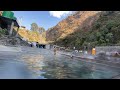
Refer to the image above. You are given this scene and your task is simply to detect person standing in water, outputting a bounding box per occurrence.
[54,47,57,55]
[36,42,39,48]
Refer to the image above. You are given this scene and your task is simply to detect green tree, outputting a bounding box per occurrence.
[30,23,39,32]
[105,33,113,43]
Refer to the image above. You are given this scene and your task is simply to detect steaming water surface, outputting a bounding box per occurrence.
[0,46,120,79]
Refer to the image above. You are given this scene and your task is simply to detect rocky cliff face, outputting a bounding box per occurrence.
[46,11,101,42]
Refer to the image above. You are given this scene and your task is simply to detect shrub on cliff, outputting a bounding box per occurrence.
[0,28,8,37]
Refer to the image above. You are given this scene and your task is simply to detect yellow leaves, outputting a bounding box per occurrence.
[14,27,46,43]
[47,11,100,41]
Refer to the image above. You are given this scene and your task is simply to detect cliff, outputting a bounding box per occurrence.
[46,11,101,41]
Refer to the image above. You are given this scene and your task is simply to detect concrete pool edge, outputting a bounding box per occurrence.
[61,53,120,69]
[0,45,22,52]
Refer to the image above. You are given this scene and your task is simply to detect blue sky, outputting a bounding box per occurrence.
[13,11,73,30]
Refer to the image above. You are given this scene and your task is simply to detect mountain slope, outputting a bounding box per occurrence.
[53,11,120,49]
[46,11,101,41]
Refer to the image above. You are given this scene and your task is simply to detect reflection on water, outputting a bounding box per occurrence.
[40,52,120,79]
[0,47,120,79]
[0,59,33,79]
[21,54,45,78]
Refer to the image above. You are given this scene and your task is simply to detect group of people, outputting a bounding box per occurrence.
[28,42,45,48]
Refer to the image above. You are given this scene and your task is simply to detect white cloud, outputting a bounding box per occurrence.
[49,11,73,18]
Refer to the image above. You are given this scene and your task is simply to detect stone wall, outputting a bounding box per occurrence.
[95,46,120,54]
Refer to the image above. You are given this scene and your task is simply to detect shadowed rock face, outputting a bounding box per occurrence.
[0,35,29,46]
[46,11,100,41]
